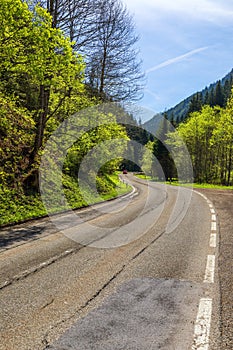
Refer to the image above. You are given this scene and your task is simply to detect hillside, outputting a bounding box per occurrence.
[144,68,233,133]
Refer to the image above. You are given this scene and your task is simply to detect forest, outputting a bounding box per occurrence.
[0,0,146,224]
[0,0,232,226]
[172,100,233,186]
[143,95,233,186]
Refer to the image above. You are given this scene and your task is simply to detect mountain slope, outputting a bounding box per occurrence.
[144,68,233,133]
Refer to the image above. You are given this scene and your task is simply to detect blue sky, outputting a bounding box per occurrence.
[123,0,233,121]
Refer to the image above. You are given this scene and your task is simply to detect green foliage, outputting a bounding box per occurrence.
[0,173,131,226]
[0,186,46,225]
[0,0,85,92]
[0,0,87,178]
[0,94,35,186]
[0,1,134,226]
[168,101,233,185]
[141,141,154,176]
[166,182,233,190]
[142,116,177,181]
[64,113,129,177]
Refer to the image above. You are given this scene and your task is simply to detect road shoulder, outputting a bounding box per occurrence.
[196,189,233,350]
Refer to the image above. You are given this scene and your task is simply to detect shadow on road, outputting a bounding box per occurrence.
[0,225,46,249]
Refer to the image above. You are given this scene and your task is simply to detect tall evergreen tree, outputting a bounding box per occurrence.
[214,81,224,107]
[203,89,210,105]
[187,92,203,117]
[153,116,176,181]
[209,87,215,107]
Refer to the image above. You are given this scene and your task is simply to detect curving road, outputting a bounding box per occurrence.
[0,175,222,350]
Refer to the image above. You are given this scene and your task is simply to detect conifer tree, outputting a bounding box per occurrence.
[214,81,224,107]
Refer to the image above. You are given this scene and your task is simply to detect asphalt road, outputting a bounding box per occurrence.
[195,188,233,350]
[0,175,224,350]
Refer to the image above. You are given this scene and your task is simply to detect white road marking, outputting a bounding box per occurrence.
[192,191,217,348]
[199,193,208,200]
[204,255,215,283]
[129,192,138,199]
[209,234,217,248]
[192,298,212,350]
[211,214,216,222]
[211,221,217,231]
[120,185,136,199]
[0,248,77,290]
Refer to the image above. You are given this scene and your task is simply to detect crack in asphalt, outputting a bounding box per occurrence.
[0,247,80,290]
[42,228,168,349]
[0,185,137,252]
[0,181,169,291]
[42,264,127,349]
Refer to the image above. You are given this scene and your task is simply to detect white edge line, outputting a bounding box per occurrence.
[211,214,216,222]
[193,190,214,210]
[204,255,215,283]
[192,298,212,350]
[211,221,217,231]
[210,233,217,248]
[192,190,215,349]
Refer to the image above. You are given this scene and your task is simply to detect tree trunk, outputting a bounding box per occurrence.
[227,145,232,186]
[99,47,107,99]
[24,84,50,192]
[31,85,50,163]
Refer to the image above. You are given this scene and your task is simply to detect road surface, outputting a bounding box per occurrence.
[195,188,233,350]
[0,175,224,349]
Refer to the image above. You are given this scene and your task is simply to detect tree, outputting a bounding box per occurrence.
[0,0,86,189]
[28,0,144,102]
[187,92,203,117]
[141,141,154,176]
[222,78,233,106]
[152,116,176,181]
[208,87,215,107]
[53,110,130,200]
[214,81,224,107]
[81,0,144,101]
[212,92,233,185]
[30,0,99,50]
[0,94,35,187]
[171,104,232,184]
[27,9,85,168]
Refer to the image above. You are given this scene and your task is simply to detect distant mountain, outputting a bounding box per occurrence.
[144,69,233,133]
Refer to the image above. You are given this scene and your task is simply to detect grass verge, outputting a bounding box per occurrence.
[0,173,131,226]
[135,174,233,190]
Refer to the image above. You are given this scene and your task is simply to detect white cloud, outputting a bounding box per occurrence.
[146,47,209,74]
[123,0,233,24]
[144,89,161,100]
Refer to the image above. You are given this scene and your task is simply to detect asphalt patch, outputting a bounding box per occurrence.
[47,278,203,350]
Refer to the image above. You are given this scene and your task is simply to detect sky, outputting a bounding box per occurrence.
[122,0,233,122]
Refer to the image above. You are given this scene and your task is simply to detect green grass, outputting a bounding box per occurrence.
[135,174,233,190]
[165,181,233,190]
[135,174,153,180]
[100,173,131,199]
[0,188,47,226]
[0,173,131,226]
